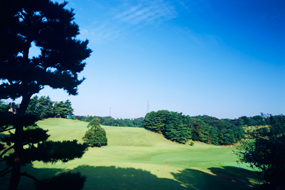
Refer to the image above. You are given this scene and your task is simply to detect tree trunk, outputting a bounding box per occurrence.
[8,94,31,190]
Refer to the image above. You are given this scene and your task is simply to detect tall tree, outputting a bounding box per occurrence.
[0,0,91,189]
[237,115,285,189]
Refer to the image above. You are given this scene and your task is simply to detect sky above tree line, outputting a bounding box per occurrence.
[31,0,284,119]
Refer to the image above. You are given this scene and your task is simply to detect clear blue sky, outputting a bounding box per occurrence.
[37,0,284,119]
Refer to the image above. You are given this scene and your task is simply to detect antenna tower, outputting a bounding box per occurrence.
[147,100,149,114]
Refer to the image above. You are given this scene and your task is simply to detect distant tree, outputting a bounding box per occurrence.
[73,115,145,128]
[83,118,107,147]
[38,96,53,118]
[237,115,285,190]
[26,96,41,118]
[26,96,74,119]
[236,116,251,126]
[54,100,73,118]
[133,117,144,127]
[123,118,133,127]
[144,110,169,133]
[194,115,244,145]
[0,100,9,112]
[191,119,209,143]
[0,0,91,189]
[144,111,244,145]
[84,115,95,122]
[206,126,219,145]
[100,116,117,126]
[234,115,268,127]
[164,112,192,144]
[250,115,266,126]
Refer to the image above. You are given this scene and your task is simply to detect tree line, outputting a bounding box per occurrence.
[27,96,74,119]
[144,110,285,189]
[143,110,282,145]
[144,110,245,145]
[74,115,144,127]
[75,111,279,146]
[231,113,272,127]
[0,96,74,120]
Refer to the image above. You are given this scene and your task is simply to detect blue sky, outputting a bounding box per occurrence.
[36,0,284,119]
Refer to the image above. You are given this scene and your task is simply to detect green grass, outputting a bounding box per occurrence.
[0,118,260,190]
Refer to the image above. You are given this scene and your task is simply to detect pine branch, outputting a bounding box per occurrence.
[0,127,14,133]
[0,168,12,177]
[0,145,14,158]
[0,166,12,175]
[21,172,39,182]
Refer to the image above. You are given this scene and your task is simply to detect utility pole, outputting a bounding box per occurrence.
[109,107,111,117]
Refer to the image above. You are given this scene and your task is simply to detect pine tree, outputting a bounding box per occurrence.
[0,0,91,189]
[83,118,108,147]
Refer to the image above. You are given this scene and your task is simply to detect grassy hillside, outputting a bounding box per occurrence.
[36,118,87,142]
[1,118,260,190]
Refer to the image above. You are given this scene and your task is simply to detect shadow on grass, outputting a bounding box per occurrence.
[172,167,261,190]
[0,164,187,190]
[73,165,187,190]
[208,166,262,184]
[0,163,261,190]
[0,162,67,190]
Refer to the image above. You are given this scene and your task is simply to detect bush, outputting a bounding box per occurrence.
[82,118,107,147]
[190,141,194,146]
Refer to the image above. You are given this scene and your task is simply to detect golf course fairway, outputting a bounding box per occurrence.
[0,118,260,190]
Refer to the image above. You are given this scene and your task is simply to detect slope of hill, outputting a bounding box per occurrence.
[37,118,215,148]
[36,118,87,142]
[7,118,258,190]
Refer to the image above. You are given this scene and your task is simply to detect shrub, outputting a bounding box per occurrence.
[83,118,107,147]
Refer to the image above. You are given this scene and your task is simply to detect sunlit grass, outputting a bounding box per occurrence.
[0,118,260,190]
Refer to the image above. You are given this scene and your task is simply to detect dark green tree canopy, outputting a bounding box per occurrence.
[237,115,285,189]
[0,0,92,100]
[144,111,244,145]
[144,110,169,133]
[0,1,91,189]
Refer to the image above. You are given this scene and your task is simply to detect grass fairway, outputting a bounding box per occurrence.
[0,118,259,190]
